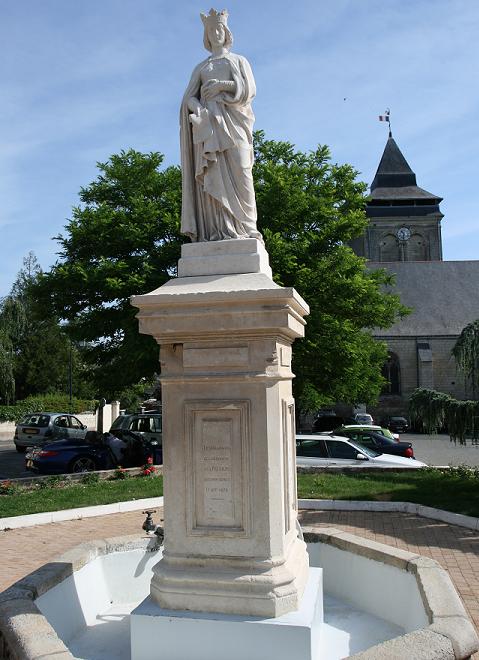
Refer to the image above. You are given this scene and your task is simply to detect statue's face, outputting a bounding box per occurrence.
[207,22,226,48]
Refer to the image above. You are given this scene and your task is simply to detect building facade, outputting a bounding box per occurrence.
[353,136,479,419]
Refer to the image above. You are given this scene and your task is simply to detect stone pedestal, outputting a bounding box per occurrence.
[131,568,323,660]
[131,239,310,618]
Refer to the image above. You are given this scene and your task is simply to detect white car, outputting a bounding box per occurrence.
[354,413,374,425]
[296,435,427,468]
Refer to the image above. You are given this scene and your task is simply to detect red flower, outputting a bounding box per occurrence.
[147,456,153,465]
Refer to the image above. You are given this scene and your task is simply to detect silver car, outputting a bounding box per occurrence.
[14,412,88,452]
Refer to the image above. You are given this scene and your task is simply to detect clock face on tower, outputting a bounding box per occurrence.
[397,227,411,241]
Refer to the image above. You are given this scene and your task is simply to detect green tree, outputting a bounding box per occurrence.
[34,150,183,398]
[453,319,479,399]
[254,133,407,409]
[0,252,93,402]
[34,140,406,408]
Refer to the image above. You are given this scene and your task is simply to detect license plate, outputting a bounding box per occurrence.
[23,428,39,435]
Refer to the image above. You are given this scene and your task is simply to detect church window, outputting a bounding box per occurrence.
[379,234,398,261]
[408,233,427,260]
[382,352,401,394]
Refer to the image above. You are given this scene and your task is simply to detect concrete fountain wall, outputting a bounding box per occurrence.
[0,528,477,660]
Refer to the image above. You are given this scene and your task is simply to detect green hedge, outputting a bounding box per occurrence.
[0,394,98,423]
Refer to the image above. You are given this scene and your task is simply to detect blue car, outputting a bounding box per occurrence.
[25,430,162,474]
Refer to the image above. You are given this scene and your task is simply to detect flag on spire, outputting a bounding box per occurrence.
[379,109,390,123]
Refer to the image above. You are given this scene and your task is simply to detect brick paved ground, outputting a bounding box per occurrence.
[0,509,163,593]
[0,509,478,655]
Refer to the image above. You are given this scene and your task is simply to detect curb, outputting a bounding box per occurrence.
[0,496,164,530]
[298,499,479,531]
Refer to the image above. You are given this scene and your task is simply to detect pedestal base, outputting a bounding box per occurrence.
[131,568,323,660]
[177,238,273,278]
[151,535,309,617]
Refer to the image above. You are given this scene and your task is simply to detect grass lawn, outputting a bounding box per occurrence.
[0,470,478,519]
[0,476,163,519]
[297,471,479,518]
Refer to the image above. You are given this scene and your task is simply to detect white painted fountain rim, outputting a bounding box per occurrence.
[0,529,477,660]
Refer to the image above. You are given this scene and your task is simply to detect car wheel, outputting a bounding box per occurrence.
[15,445,26,453]
[69,456,97,473]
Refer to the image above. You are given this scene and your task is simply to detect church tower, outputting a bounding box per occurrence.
[352,136,444,261]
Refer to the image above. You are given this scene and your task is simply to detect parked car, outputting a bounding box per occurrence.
[384,416,409,433]
[354,413,374,425]
[110,413,162,449]
[333,424,400,441]
[296,434,426,468]
[25,429,162,475]
[14,412,88,453]
[312,415,346,433]
[331,426,416,458]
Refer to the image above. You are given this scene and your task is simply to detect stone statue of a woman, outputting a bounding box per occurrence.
[180,9,262,243]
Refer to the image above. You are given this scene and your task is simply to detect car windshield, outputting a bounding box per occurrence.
[374,433,396,445]
[378,428,395,439]
[391,417,407,422]
[356,415,372,423]
[110,416,127,429]
[21,414,50,427]
[346,439,381,458]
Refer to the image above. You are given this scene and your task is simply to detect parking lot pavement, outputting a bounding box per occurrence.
[0,442,31,479]
[404,432,479,467]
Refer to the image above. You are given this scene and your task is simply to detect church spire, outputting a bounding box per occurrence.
[371,137,417,191]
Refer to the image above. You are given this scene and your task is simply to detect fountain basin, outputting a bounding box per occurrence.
[0,528,476,659]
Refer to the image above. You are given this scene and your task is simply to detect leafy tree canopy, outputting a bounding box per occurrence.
[34,151,183,396]
[0,252,93,403]
[253,133,407,408]
[34,138,407,408]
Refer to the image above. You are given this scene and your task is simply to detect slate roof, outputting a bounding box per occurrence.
[370,185,440,201]
[368,261,479,337]
[370,137,441,203]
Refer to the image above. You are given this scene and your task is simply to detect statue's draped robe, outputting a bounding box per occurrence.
[180,52,260,242]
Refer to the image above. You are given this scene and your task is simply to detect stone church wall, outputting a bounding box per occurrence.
[371,336,471,420]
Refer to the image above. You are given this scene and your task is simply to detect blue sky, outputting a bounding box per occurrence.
[1,0,478,296]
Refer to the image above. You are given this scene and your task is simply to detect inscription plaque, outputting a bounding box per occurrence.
[185,401,251,536]
[201,420,234,524]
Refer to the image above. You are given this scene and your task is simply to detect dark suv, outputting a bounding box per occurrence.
[110,413,162,449]
[384,416,409,433]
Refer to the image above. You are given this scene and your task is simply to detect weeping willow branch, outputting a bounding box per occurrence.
[409,388,479,445]
[453,319,479,399]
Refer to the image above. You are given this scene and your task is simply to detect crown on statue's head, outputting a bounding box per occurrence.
[200,8,229,29]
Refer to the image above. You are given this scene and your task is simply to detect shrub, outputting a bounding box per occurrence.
[112,467,129,480]
[0,480,19,496]
[80,472,101,485]
[0,393,98,423]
